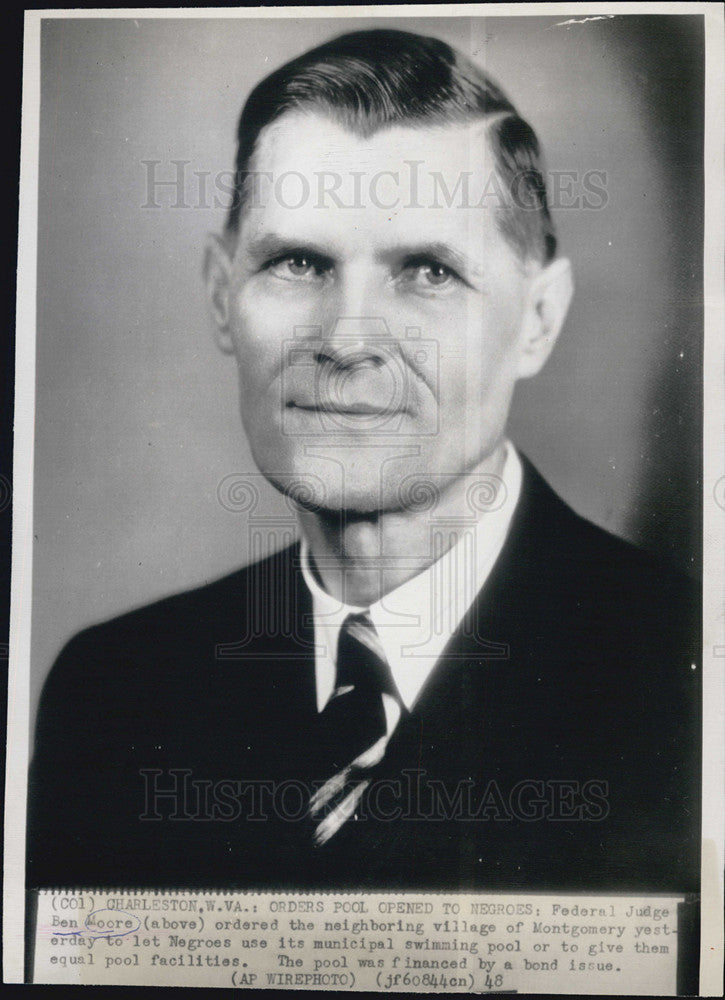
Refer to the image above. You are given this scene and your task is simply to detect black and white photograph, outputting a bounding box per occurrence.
[4,4,723,994]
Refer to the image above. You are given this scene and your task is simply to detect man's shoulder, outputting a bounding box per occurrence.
[514,454,697,615]
[67,543,298,641]
[41,543,303,702]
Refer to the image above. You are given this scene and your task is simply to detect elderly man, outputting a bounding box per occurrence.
[28,29,699,892]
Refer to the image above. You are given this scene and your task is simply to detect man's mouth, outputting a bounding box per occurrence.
[285,361,413,420]
[288,399,401,416]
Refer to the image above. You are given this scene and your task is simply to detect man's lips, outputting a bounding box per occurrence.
[288,400,402,416]
[284,362,413,417]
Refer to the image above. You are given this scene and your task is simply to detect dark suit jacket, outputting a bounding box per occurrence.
[27,458,700,892]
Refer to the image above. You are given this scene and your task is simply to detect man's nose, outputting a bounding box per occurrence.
[315,316,395,369]
[314,264,397,367]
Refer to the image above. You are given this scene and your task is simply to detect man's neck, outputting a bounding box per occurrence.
[296,442,508,606]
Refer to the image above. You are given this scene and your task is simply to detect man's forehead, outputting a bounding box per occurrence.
[249,108,496,176]
[241,109,506,254]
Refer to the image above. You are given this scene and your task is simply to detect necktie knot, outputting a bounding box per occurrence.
[333,611,397,699]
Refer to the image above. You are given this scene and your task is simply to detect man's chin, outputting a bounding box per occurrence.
[251,442,465,517]
[257,469,396,517]
[283,480,388,516]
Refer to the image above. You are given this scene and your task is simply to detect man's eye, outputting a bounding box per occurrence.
[267,253,330,281]
[402,260,458,288]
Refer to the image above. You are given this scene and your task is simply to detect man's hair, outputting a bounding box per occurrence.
[225,28,557,264]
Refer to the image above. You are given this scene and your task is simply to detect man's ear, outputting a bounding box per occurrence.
[203,233,236,355]
[516,257,574,379]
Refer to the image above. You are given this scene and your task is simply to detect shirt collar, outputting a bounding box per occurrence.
[300,442,523,713]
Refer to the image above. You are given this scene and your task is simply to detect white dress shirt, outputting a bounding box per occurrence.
[300,442,523,735]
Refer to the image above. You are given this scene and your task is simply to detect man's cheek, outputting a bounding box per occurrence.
[232,342,280,416]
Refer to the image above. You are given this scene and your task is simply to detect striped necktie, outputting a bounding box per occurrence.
[309,611,401,845]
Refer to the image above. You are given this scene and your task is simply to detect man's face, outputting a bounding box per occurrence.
[210,110,562,514]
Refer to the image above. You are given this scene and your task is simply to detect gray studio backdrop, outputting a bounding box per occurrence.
[31,14,703,721]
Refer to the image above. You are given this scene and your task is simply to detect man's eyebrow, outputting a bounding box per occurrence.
[244,233,333,262]
[377,242,484,277]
